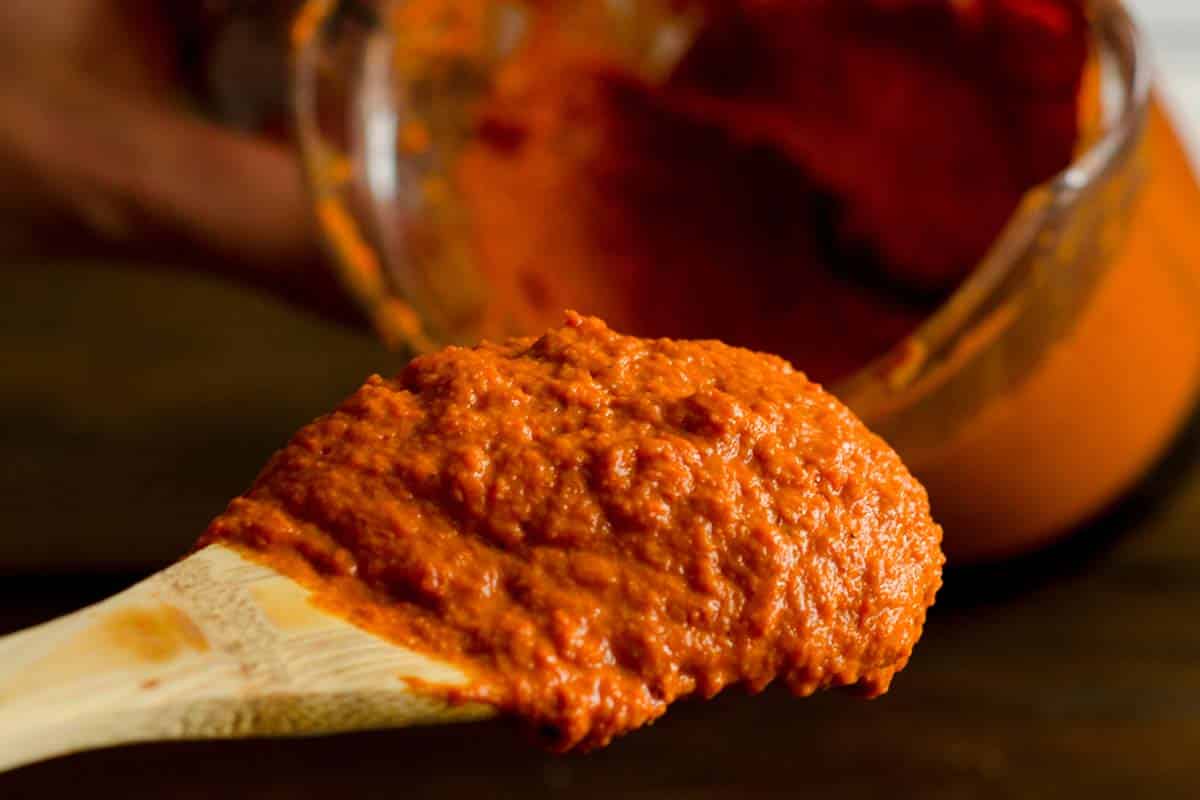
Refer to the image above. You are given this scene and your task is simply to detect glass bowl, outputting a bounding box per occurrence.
[294,0,1200,561]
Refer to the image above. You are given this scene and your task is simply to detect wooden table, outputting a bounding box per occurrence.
[6,6,1200,784]
[1,259,1199,798]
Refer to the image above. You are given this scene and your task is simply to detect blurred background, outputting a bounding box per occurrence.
[1140,0,1200,133]
[1,1,1199,797]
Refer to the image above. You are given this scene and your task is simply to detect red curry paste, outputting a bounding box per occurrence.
[456,0,1088,383]
[202,314,943,749]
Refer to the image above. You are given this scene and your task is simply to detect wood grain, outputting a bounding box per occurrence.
[1,33,1199,789]
[0,545,491,772]
[0,411,1195,796]
[0,258,1198,796]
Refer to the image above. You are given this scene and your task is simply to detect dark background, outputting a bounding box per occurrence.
[1,259,1198,797]
[2,0,1200,794]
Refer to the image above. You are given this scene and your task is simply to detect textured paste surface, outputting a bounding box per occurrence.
[202,314,943,749]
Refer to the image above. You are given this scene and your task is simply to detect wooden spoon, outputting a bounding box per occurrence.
[0,544,494,773]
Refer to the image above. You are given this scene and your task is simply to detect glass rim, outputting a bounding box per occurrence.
[292,0,1153,395]
[833,0,1153,405]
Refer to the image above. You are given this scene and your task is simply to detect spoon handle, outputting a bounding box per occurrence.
[0,545,489,773]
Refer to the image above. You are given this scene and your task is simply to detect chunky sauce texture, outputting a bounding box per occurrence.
[202,315,943,749]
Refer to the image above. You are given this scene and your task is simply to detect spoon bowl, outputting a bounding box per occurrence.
[0,545,492,772]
